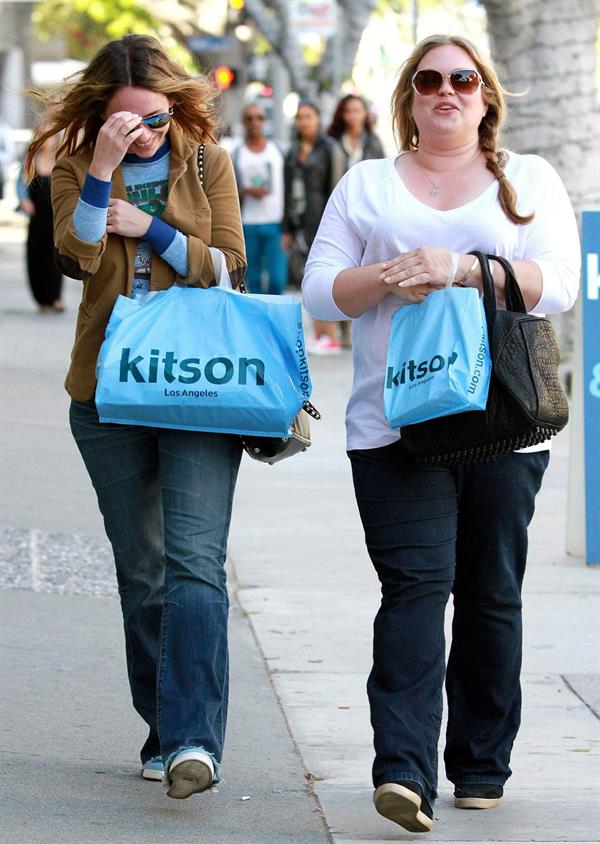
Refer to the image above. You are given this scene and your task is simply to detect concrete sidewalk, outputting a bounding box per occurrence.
[1,225,599,843]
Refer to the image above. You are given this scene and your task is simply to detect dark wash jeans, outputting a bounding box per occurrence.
[348,441,549,804]
[70,399,242,774]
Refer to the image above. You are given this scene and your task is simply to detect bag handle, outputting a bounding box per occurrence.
[488,254,527,313]
[209,247,232,289]
[469,251,527,343]
[469,252,496,339]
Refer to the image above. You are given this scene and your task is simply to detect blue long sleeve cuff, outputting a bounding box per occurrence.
[80,173,111,208]
[145,216,177,255]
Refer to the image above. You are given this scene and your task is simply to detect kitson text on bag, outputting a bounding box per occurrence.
[386,353,458,390]
[119,347,266,387]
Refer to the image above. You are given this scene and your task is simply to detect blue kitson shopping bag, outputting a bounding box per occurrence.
[384,287,491,429]
[95,285,311,437]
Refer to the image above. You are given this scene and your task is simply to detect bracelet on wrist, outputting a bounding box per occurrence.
[454,254,479,287]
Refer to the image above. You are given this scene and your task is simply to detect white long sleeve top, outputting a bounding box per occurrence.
[302,151,580,452]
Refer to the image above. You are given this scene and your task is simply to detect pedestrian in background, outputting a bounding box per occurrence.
[0,119,15,201]
[327,94,385,346]
[18,127,64,312]
[26,34,247,800]
[327,93,385,171]
[303,34,579,834]
[232,103,287,294]
[282,100,342,354]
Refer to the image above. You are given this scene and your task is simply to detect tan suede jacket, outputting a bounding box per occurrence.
[52,129,247,401]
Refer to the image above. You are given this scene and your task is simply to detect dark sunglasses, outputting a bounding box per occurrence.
[412,68,484,96]
[140,108,174,129]
[245,114,266,122]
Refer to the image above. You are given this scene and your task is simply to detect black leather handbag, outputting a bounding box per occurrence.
[399,252,569,466]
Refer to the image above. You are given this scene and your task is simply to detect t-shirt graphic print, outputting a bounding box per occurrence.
[126,175,169,296]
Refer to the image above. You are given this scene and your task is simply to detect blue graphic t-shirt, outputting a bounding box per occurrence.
[72,137,189,297]
[122,149,170,297]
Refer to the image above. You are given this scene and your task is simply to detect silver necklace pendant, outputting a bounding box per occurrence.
[430,186,440,197]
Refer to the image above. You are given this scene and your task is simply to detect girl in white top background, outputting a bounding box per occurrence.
[303,34,579,835]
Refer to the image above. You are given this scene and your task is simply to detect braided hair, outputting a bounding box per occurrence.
[391,34,533,225]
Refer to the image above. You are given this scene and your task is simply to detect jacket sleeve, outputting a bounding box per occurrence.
[182,144,247,288]
[331,140,346,188]
[51,159,108,281]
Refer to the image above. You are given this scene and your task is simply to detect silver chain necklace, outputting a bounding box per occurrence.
[413,151,478,197]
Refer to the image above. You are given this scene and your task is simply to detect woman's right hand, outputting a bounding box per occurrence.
[20,197,35,217]
[281,233,293,253]
[88,111,145,181]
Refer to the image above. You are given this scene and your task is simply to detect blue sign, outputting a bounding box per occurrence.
[187,34,232,54]
[582,211,600,564]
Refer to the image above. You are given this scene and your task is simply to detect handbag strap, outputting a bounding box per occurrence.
[488,255,527,313]
[197,143,247,293]
[198,144,320,423]
[470,251,527,344]
[197,143,205,187]
[303,400,321,420]
[470,251,496,337]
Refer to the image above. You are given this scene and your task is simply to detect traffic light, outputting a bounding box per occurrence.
[214,65,238,90]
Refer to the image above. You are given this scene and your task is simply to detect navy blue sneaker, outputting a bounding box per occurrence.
[141,755,164,781]
[374,780,433,832]
[454,784,503,809]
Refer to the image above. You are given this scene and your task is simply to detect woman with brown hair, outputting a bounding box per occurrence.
[327,94,384,172]
[303,35,579,832]
[27,34,246,799]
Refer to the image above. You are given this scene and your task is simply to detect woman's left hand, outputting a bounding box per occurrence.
[388,282,432,304]
[106,198,152,238]
[381,246,454,289]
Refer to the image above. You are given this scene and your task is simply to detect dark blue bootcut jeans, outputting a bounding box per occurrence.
[348,441,549,805]
[70,400,242,776]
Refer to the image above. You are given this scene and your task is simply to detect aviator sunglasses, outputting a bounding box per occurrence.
[139,108,174,129]
[412,68,484,96]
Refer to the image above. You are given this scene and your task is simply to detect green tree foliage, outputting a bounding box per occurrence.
[32,0,195,70]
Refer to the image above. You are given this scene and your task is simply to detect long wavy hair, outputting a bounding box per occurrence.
[25,34,218,181]
[391,34,532,225]
[327,94,375,140]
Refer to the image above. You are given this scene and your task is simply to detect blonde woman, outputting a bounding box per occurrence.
[303,35,579,833]
[26,34,246,799]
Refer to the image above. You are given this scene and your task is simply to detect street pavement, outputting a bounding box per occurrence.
[1,221,599,843]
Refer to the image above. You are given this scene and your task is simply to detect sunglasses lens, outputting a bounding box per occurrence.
[450,70,481,93]
[413,70,443,95]
[143,112,172,129]
[413,69,482,95]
